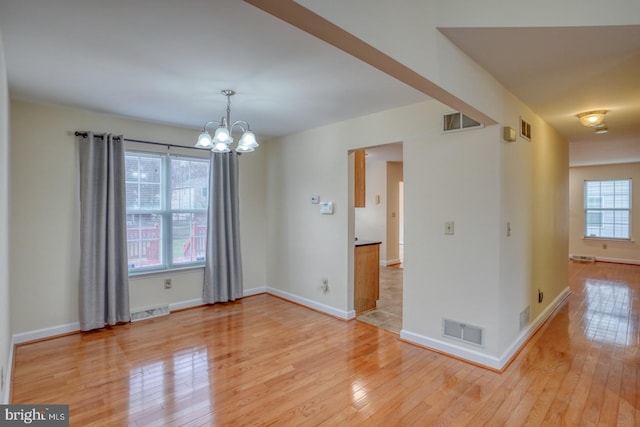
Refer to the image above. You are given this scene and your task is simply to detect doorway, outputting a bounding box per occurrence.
[353,143,404,333]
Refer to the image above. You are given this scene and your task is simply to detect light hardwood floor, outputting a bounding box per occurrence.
[10,261,640,425]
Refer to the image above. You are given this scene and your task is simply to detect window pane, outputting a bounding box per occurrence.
[584,179,632,239]
[172,213,207,265]
[171,158,210,210]
[125,154,162,210]
[127,214,162,269]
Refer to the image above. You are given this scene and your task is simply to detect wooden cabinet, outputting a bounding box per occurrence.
[354,149,365,207]
[354,242,380,314]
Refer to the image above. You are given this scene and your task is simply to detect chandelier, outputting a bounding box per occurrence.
[195,89,259,153]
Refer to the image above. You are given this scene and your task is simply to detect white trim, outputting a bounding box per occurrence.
[401,286,570,371]
[400,330,502,370]
[167,299,202,312]
[243,286,267,297]
[266,287,355,320]
[595,256,640,265]
[12,322,80,345]
[380,258,401,267]
[2,336,13,404]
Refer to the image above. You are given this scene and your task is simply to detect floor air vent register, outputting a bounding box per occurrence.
[130,304,170,322]
[442,318,484,347]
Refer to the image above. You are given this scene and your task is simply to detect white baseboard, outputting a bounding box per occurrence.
[2,336,13,404]
[401,286,571,371]
[168,298,203,312]
[595,256,640,265]
[12,322,80,345]
[243,286,267,297]
[266,287,355,320]
[400,330,503,370]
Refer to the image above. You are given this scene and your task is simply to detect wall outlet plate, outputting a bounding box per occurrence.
[445,221,455,235]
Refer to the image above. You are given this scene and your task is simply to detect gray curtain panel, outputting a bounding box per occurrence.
[203,152,243,303]
[78,132,130,331]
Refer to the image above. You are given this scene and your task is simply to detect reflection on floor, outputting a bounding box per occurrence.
[357,266,403,333]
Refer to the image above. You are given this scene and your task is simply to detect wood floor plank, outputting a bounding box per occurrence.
[10,261,640,426]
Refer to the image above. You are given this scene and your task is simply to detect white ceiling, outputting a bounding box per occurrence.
[0,0,426,139]
[440,26,640,165]
[0,1,638,165]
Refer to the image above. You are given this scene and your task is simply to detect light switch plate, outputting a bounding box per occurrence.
[311,195,320,204]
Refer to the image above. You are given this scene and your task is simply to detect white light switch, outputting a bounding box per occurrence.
[445,221,454,235]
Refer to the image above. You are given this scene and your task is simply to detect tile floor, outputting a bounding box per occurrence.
[357,266,403,333]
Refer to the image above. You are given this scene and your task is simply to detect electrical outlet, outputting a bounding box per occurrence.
[164,279,172,289]
[445,221,455,235]
[320,279,329,294]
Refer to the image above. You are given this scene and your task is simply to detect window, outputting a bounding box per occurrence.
[125,151,210,272]
[584,179,631,239]
[442,112,482,132]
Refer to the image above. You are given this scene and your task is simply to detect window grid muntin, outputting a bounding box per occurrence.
[584,179,631,240]
[126,151,209,273]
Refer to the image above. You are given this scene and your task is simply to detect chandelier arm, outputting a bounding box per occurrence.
[230,120,250,133]
[202,120,222,131]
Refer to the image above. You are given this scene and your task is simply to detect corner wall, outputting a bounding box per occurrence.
[0,27,12,403]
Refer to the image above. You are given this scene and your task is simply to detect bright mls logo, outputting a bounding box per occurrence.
[0,405,68,426]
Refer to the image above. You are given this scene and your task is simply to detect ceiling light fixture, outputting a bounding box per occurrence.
[576,110,608,128]
[594,125,609,134]
[195,90,259,153]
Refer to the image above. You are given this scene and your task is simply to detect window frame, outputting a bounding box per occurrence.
[125,149,210,275]
[583,178,632,241]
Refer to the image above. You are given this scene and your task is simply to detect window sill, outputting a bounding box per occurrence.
[129,265,205,278]
[582,236,634,243]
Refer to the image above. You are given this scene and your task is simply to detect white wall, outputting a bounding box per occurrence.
[355,160,386,257]
[569,162,640,263]
[354,159,403,265]
[0,27,12,403]
[385,162,402,264]
[9,100,267,335]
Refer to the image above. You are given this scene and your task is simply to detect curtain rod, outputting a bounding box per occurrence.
[74,132,203,151]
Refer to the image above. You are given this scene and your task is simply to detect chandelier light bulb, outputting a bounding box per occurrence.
[213,126,230,143]
[195,131,213,148]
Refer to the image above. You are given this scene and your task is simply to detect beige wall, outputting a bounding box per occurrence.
[267,95,568,367]
[9,101,267,335]
[569,162,640,263]
[0,28,11,403]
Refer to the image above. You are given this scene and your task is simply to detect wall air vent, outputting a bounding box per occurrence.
[442,112,483,133]
[520,117,532,141]
[442,318,484,347]
[131,304,170,322]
